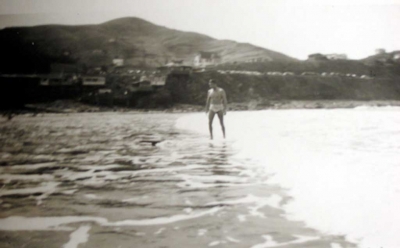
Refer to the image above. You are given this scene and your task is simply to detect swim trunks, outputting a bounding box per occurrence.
[209,104,224,113]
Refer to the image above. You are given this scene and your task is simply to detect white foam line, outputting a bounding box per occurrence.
[184,199,193,205]
[117,164,206,176]
[237,215,247,222]
[0,174,54,183]
[176,175,256,189]
[79,164,122,171]
[0,216,104,231]
[177,174,247,183]
[0,182,59,197]
[36,182,60,205]
[62,189,78,195]
[59,165,207,184]
[122,195,149,203]
[84,194,102,200]
[63,225,91,248]
[0,162,57,172]
[198,229,208,236]
[226,236,241,243]
[248,195,282,218]
[106,207,221,226]
[206,194,282,218]
[251,235,320,248]
[154,227,166,235]
[183,208,193,213]
[209,241,221,246]
[0,181,60,205]
[58,169,124,182]
[0,207,222,231]
[176,180,255,189]
[206,194,262,206]
[57,170,97,181]
[251,235,277,248]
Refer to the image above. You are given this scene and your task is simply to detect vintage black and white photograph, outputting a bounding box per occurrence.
[0,0,399,247]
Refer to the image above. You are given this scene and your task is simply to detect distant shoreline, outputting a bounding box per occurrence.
[2,100,400,116]
[246,100,400,110]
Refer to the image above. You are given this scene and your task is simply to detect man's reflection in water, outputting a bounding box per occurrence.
[207,142,230,176]
[205,142,240,208]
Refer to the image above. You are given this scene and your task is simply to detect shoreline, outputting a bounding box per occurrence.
[2,100,400,117]
[232,100,400,110]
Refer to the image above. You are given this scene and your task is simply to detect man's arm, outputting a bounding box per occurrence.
[222,89,228,114]
[205,91,210,113]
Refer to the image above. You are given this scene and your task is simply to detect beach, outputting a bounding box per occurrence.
[1,110,399,247]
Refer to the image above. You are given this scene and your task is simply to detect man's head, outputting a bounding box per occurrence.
[209,79,217,89]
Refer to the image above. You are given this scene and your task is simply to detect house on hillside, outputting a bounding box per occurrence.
[166,59,184,66]
[375,48,386,55]
[98,88,112,94]
[326,54,348,60]
[393,52,400,61]
[138,75,166,87]
[82,76,106,86]
[193,52,221,67]
[112,58,124,67]
[149,75,167,87]
[308,53,328,61]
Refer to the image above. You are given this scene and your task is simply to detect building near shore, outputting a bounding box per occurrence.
[375,48,386,55]
[193,51,221,67]
[393,52,400,61]
[112,58,124,67]
[325,54,348,60]
[308,53,328,61]
[166,59,184,66]
[82,76,106,86]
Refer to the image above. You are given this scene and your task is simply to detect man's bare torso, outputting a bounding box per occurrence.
[208,88,225,104]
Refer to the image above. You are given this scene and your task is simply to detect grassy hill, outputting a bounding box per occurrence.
[0,17,296,73]
[361,50,400,65]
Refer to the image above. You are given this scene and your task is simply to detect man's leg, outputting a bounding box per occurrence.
[217,111,225,138]
[208,111,216,140]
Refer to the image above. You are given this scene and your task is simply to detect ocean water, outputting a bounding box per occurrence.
[1,111,399,247]
[176,107,400,248]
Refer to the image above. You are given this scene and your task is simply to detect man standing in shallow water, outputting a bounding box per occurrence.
[205,79,228,140]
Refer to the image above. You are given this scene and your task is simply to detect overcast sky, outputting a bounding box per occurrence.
[1,0,399,60]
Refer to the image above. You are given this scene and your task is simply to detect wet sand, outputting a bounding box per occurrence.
[0,113,356,248]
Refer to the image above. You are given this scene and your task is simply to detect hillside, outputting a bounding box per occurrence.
[0,17,296,73]
[216,59,400,78]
